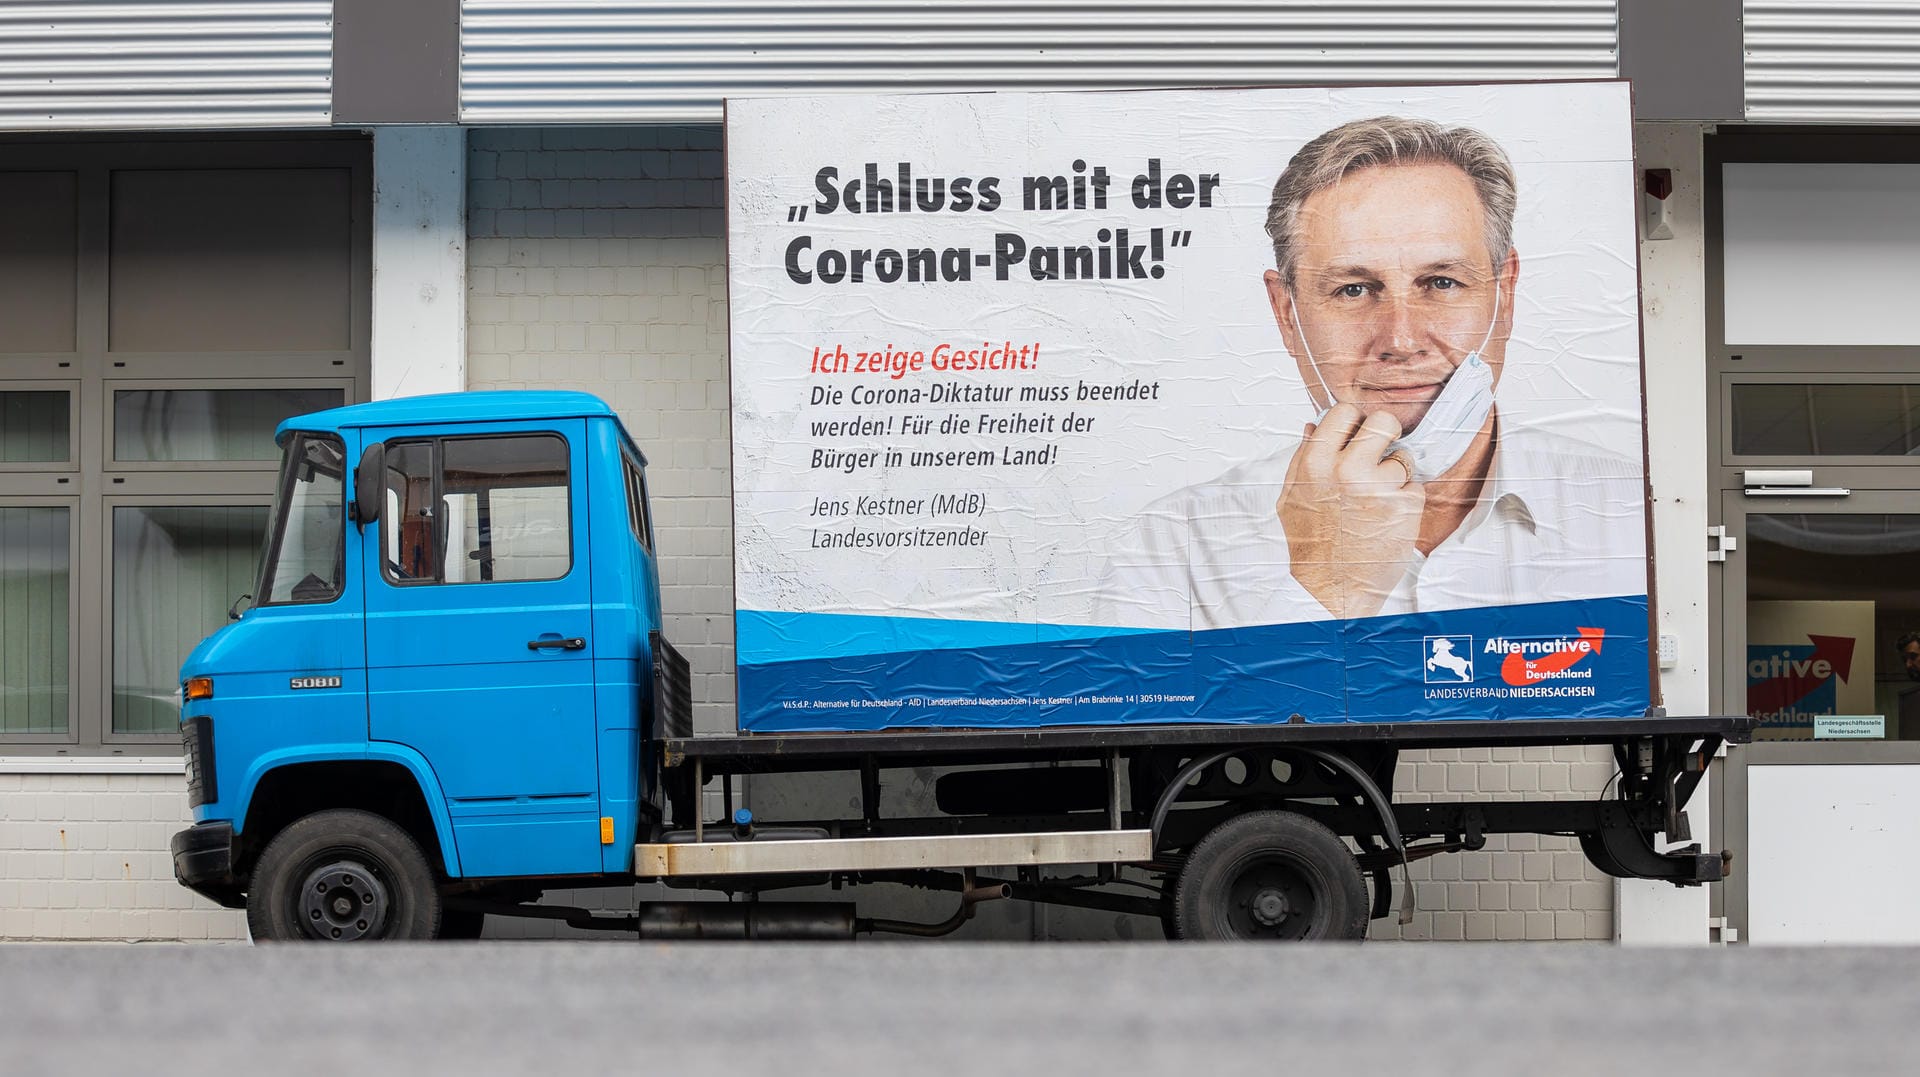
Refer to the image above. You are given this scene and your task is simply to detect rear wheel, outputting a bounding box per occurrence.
[1171,810,1368,941]
[246,809,440,941]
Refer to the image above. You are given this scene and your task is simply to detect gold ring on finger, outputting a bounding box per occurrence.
[1385,449,1416,486]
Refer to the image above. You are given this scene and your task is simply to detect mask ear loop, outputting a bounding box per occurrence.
[1285,290,1338,411]
[1467,278,1502,360]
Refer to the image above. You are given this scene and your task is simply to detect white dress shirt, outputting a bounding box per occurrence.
[1095,418,1648,630]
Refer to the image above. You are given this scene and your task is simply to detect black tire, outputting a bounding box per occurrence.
[436,908,486,940]
[246,809,440,941]
[1171,810,1368,941]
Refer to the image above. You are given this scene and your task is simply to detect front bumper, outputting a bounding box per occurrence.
[171,821,245,909]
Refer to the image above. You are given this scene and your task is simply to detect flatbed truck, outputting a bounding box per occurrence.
[170,391,1747,941]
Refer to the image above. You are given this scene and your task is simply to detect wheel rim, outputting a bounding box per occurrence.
[295,856,394,941]
[1220,854,1328,940]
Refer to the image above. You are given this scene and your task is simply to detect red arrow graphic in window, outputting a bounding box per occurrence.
[1501,627,1605,687]
[1747,634,1855,716]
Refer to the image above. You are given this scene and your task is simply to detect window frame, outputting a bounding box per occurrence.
[99,494,274,747]
[0,497,81,746]
[105,378,352,472]
[0,381,81,473]
[1706,126,1920,940]
[622,449,653,553]
[0,136,371,755]
[379,432,575,589]
[254,431,348,609]
[1719,372,1920,467]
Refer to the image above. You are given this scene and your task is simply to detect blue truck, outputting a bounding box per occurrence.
[170,390,1746,941]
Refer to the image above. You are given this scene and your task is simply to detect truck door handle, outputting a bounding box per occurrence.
[527,637,586,651]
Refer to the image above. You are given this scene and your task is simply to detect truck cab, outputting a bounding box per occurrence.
[171,391,673,938]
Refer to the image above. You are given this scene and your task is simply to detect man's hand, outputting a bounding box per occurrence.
[1277,404,1425,619]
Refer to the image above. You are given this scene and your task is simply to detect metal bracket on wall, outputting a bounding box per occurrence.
[1707,525,1737,562]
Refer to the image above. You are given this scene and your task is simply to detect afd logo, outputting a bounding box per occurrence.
[1747,634,1854,728]
[1486,628,1605,687]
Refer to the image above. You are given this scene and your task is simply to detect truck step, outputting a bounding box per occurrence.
[636,829,1153,877]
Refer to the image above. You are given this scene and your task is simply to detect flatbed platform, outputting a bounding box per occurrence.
[661,714,1756,770]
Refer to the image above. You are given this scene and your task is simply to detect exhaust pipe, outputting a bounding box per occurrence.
[861,875,1013,938]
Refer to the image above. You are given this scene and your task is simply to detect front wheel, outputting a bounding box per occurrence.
[1171,810,1369,941]
[246,809,440,941]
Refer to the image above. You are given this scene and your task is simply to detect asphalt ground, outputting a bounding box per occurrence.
[2,942,1912,1076]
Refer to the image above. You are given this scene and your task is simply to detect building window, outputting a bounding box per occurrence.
[0,391,73,464]
[111,505,268,734]
[112,387,345,463]
[0,506,71,736]
[0,138,369,752]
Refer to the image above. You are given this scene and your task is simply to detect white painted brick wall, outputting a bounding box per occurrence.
[1373,746,1616,941]
[464,125,1612,942]
[0,772,246,941]
[467,127,735,732]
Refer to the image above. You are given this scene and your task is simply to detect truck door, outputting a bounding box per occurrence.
[363,420,601,878]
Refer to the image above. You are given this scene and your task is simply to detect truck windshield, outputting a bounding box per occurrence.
[258,433,346,605]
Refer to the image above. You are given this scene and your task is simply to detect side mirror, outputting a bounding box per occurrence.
[350,442,384,526]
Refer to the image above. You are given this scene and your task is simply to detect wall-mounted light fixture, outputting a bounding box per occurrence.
[1644,168,1675,241]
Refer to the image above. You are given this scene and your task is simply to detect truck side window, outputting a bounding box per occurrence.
[623,454,652,553]
[383,441,437,582]
[380,434,572,585]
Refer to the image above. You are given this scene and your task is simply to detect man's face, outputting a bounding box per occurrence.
[1264,162,1520,435]
[1901,640,1920,683]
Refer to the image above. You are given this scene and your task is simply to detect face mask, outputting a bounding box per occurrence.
[1291,282,1500,483]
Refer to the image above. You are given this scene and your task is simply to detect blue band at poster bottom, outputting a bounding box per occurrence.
[736,596,1651,732]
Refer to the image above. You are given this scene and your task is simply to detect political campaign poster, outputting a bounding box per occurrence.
[726,82,1650,731]
[1747,600,1875,742]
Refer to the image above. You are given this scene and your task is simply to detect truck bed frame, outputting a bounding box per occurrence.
[645,715,1753,915]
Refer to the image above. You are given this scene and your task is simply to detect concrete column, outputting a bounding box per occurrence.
[371,127,466,400]
[1617,121,1713,945]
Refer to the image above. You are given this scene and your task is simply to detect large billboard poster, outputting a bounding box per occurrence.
[727,82,1650,732]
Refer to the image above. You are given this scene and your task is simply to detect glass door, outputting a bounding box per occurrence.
[1716,487,1920,943]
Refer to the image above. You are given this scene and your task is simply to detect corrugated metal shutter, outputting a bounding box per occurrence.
[1746,0,1920,122]
[461,0,1619,124]
[0,1,331,131]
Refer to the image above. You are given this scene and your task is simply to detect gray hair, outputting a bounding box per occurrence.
[1264,115,1517,287]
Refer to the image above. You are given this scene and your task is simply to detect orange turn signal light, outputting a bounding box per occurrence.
[184,677,214,701]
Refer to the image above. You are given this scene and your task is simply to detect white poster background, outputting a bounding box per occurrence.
[728,83,1642,630]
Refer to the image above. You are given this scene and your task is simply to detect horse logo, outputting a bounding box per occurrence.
[1423,636,1475,683]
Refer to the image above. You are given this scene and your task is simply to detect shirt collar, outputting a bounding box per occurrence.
[1466,415,1541,536]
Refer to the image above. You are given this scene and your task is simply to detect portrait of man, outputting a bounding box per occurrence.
[1098,115,1646,630]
